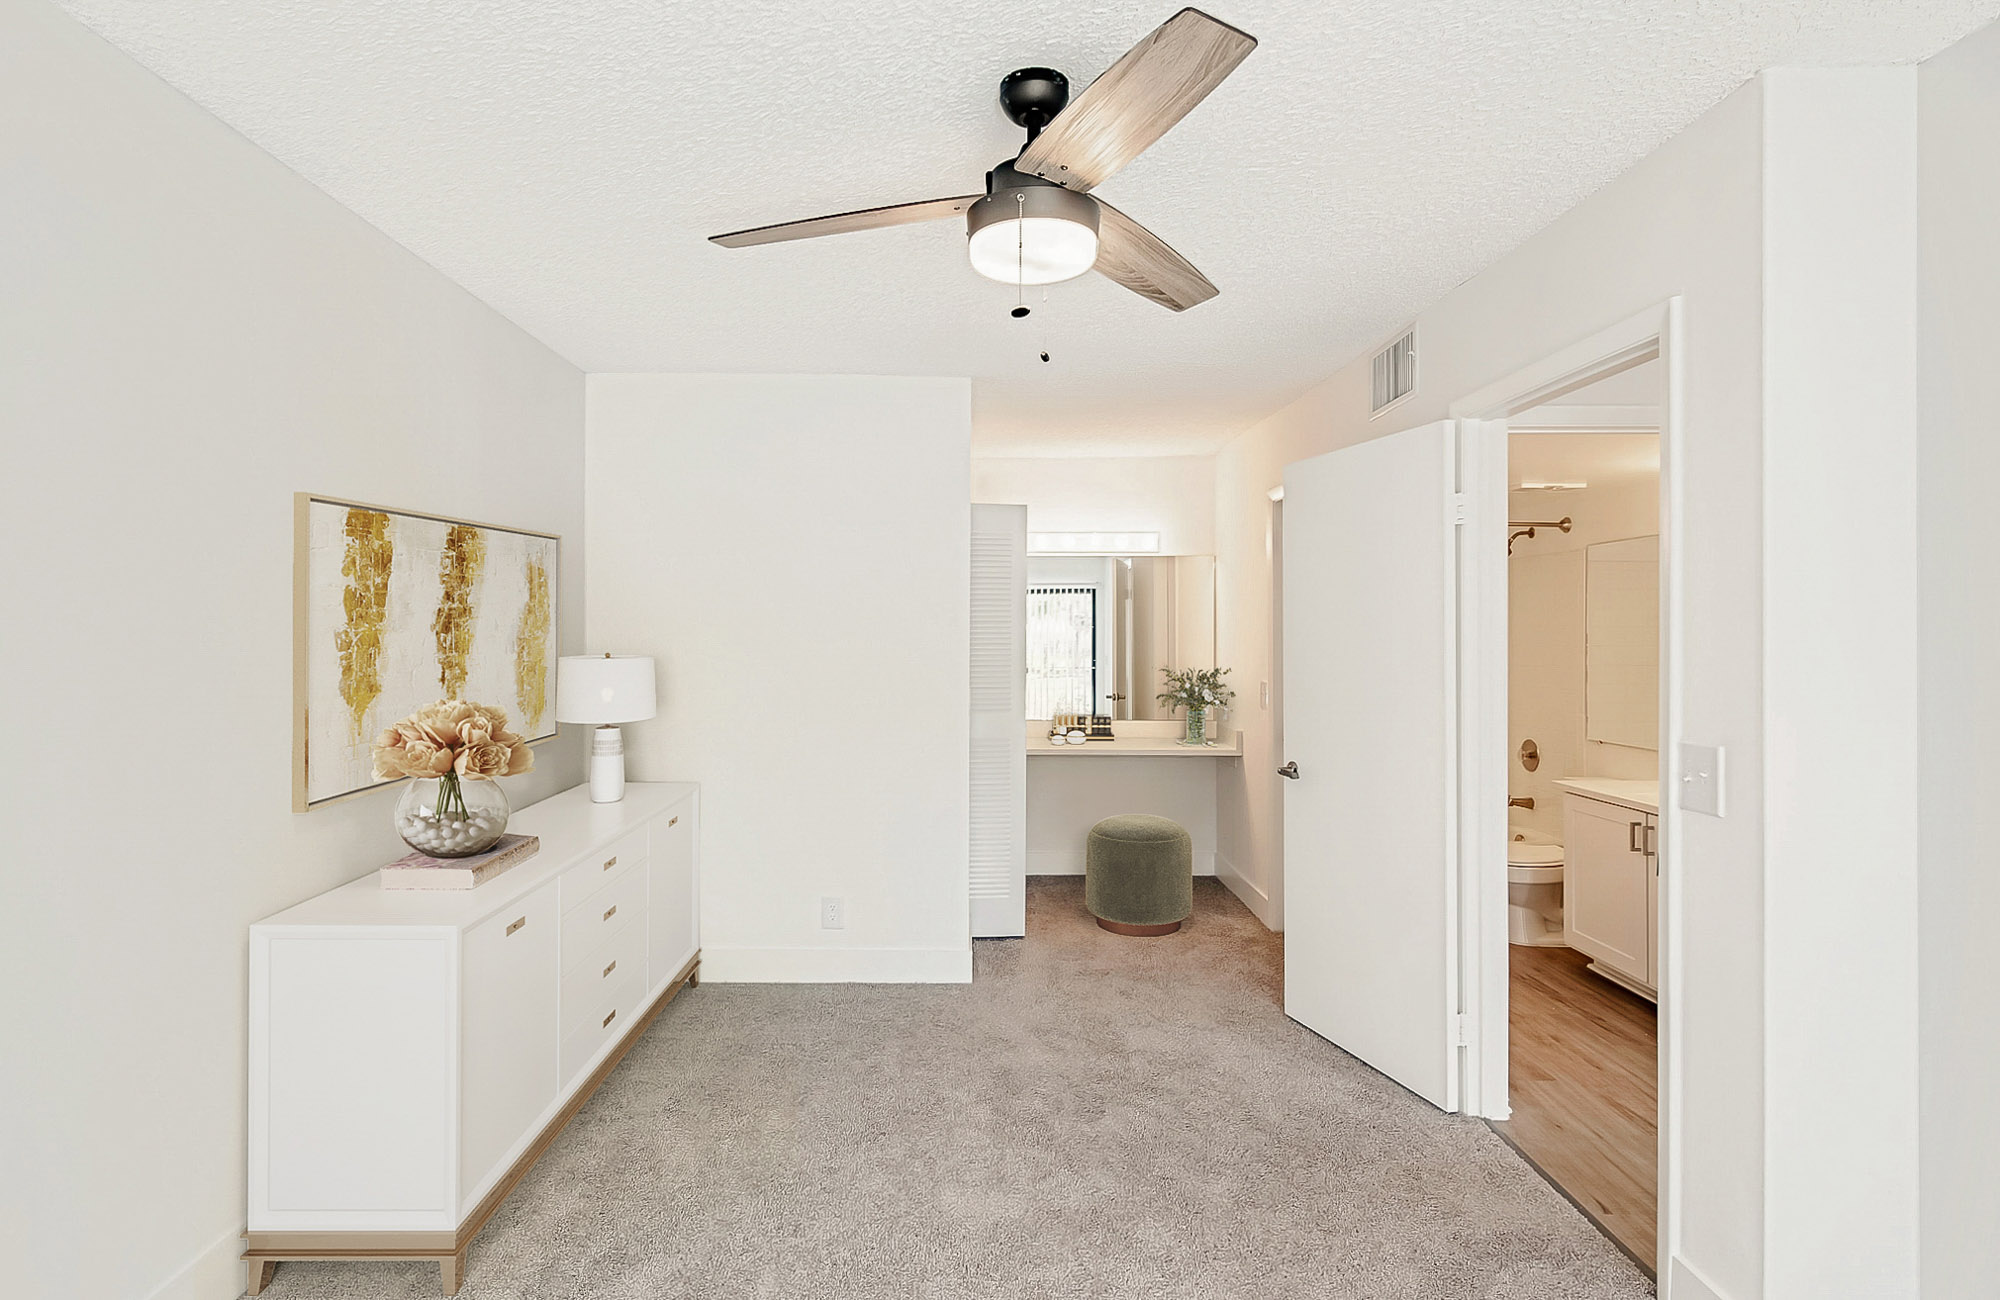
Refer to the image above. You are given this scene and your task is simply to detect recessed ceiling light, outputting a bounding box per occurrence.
[1514,481,1588,491]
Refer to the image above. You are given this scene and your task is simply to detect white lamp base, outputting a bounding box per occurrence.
[588,725,627,803]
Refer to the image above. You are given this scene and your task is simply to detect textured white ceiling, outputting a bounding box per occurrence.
[55,0,1998,455]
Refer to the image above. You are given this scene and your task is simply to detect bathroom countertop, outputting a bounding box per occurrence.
[1026,719,1243,758]
[1028,733,1244,757]
[1553,777,1660,815]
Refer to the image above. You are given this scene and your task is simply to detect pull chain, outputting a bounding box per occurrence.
[1015,194,1026,314]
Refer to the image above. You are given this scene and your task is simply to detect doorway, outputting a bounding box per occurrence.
[1488,385,1662,1268]
[1454,302,1681,1281]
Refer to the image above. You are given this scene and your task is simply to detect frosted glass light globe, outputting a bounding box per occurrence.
[967,216,1100,286]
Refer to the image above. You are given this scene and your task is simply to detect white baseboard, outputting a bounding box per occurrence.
[1667,1255,1731,1300]
[700,944,971,984]
[142,1223,243,1300]
[1215,853,1279,930]
[1026,849,1217,876]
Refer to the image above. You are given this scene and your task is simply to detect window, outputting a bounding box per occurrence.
[1026,586,1096,719]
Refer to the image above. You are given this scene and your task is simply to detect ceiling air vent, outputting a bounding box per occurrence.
[1371,328,1417,415]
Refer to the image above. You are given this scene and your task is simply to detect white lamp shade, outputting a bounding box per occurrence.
[555,655,657,724]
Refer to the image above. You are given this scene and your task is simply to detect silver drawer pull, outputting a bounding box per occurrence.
[602,1009,617,1028]
[505,916,527,937]
[602,960,617,979]
[602,904,617,922]
[668,815,679,827]
[602,855,617,871]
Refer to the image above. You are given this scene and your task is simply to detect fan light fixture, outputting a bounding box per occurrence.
[710,13,1257,313]
[965,183,1101,286]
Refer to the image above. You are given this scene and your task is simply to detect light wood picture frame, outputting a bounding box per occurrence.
[293,493,561,812]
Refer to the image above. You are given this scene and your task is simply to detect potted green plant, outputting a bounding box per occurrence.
[1156,666,1235,746]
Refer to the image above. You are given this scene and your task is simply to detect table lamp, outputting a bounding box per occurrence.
[555,654,658,803]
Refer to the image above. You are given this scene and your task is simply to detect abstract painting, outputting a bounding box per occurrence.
[293,494,559,810]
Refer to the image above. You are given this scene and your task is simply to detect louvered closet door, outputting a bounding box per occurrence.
[969,504,1028,938]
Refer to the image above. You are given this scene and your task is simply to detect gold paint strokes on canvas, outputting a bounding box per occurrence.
[335,509,393,741]
[514,555,552,729]
[433,524,486,696]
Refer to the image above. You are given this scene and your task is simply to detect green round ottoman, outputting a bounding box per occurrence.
[1085,814,1193,936]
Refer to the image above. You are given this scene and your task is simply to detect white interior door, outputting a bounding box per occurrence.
[969,503,1027,938]
[1282,421,1459,1110]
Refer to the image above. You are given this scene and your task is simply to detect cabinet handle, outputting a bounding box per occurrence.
[1644,821,1658,859]
[602,856,617,871]
[603,904,618,922]
[505,916,527,937]
[1628,821,1643,853]
[602,960,617,979]
[668,816,679,828]
[602,1009,617,1028]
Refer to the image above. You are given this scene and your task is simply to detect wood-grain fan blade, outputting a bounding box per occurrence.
[710,195,981,248]
[1015,8,1256,192]
[1092,200,1218,311]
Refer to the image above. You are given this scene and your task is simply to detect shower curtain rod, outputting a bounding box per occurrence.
[1506,516,1572,556]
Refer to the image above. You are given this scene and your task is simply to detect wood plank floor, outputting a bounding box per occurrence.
[1492,944,1659,1271]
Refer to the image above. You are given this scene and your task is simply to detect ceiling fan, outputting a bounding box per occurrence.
[709,8,1257,312]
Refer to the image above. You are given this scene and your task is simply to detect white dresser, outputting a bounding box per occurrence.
[245,782,699,1295]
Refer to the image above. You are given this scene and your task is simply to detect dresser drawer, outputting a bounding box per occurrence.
[559,864,645,971]
[559,825,647,912]
[560,917,647,1039]
[559,962,647,1085]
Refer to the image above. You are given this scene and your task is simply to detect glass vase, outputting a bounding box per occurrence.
[1183,707,1209,746]
[395,773,510,858]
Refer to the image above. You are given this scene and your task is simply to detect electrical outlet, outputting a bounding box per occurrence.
[819,896,845,930]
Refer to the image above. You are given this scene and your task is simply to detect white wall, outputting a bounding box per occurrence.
[1759,69,1920,1298]
[585,374,972,983]
[1026,751,1221,877]
[973,455,1216,555]
[1916,18,2000,1295]
[1217,80,1769,1293]
[0,6,587,1299]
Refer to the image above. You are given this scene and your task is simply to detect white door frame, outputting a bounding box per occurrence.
[1449,298,1683,1282]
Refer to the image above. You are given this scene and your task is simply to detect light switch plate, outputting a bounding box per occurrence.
[1678,743,1725,817]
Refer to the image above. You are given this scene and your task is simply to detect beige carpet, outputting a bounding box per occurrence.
[255,877,1654,1298]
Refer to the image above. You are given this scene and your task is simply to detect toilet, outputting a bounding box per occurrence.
[1507,826,1566,946]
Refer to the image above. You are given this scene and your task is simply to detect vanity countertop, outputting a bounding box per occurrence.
[1553,777,1660,815]
[1027,720,1243,758]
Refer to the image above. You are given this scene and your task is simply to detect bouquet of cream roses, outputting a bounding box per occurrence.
[373,700,534,820]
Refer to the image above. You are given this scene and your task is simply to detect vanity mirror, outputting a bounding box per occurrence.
[1025,554,1216,722]
[1584,534,1660,748]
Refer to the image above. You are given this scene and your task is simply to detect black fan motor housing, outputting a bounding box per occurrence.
[999,68,1069,136]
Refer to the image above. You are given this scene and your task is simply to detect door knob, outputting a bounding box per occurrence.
[1278,761,1300,780]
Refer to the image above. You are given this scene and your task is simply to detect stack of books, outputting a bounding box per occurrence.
[379,834,540,890]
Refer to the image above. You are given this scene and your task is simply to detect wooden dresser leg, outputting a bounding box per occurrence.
[440,1249,467,1295]
[245,1260,276,1296]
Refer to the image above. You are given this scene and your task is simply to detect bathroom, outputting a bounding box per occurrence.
[1493,362,1662,1269]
